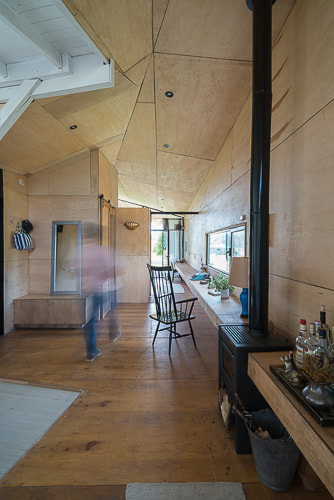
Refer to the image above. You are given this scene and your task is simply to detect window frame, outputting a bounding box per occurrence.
[206,223,246,275]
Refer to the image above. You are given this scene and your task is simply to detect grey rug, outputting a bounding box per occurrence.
[0,380,80,479]
[126,482,245,500]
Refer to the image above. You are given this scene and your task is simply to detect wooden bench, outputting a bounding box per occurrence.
[13,294,94,328]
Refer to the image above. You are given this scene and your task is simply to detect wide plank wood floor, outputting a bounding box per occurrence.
[0,285,332,499]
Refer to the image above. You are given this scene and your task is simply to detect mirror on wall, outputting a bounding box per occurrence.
[51,221,81,295]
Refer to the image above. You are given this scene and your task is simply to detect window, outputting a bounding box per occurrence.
[151,216,184,266]
[207,225,246,273]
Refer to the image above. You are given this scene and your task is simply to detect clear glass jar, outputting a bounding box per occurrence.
[304,328,333,384]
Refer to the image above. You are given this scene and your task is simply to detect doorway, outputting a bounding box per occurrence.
[0,170,3,335]
[150,215,184,266]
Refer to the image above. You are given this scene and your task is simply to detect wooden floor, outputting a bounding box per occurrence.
[0,286,332,500]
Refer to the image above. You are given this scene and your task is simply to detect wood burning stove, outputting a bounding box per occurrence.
[218,324,290,453]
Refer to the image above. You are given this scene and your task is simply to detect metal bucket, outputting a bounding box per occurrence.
[247,409,301,492]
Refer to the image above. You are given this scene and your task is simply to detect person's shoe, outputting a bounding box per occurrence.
[86,349,101,362]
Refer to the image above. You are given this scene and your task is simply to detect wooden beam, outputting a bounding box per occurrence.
[31,56,114,99]
[0,79,41,141]
[53,0,109,64]
[0,54,72,87]
[0,0,62,68]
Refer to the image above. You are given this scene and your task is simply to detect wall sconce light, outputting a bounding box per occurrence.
[124,222,140,231]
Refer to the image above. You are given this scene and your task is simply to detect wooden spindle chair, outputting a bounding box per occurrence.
[147,264,198,355]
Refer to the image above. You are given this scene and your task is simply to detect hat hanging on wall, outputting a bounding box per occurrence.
[22,219,33,233]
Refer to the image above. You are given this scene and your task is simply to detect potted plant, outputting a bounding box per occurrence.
[212,273,234,300]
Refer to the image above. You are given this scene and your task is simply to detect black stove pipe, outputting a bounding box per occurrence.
[247,0,275,336]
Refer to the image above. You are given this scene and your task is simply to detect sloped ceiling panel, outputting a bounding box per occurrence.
[155,0,252,60]
[153,0,169,45]
[51,84,140,148]
[64,0,153,72]
[0,101,84,172]
[155,53,252,161]
[137,56,154,103]
[157,151,212,193]
[101,140,123,165]
[119,175,158,208]
[116,102,156,182]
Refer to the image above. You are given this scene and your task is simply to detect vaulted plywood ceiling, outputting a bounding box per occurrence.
[0,0,295,212]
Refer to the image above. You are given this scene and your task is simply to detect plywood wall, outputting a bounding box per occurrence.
[3,171,29,334]
[185,0,334,343]
[115,208,150,303]
[98,150,118,207]
[28,149,119,296]
[28,151,95,295]
[3,148,118,333]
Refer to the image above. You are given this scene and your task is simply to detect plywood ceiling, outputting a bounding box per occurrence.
[0,0,295,212]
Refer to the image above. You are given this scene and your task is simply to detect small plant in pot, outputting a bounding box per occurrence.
[212,273,234,300]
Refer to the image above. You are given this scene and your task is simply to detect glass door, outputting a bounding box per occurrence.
[162,231,169,265]
[150,216,184,266]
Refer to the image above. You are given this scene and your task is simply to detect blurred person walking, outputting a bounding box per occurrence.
[82,223,120,362]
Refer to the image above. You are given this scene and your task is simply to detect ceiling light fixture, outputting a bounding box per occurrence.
[163,144,170,149]
[165,91,174,98]
[69,125,77,130]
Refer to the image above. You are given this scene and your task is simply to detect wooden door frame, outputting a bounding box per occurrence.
[0,170,4,335]
[99,197,115,317]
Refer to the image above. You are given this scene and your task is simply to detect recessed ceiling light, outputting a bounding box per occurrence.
[69,125,77,130]
[165,91,174,98]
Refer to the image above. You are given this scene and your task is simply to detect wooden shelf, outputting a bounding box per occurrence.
[248,351,334,497]
[175,262,246,328]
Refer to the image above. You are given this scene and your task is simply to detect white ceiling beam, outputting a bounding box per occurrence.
[0,79,41,141]
[53,0,109,65]
[0,59,6,78]
[0,53,72,88]
[31,55,114,99]
[0,55,114,103]
[0,0,62,68]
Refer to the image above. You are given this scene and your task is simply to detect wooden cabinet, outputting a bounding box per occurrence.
[13,294,93,328]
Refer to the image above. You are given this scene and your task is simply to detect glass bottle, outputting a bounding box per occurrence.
[304,328,333,384]
[314,320,321,332]
[323,324,331,347]
[320,305,326,326]
[303,322,318,359]
[328,327,334,369]
[295,319,307,369]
